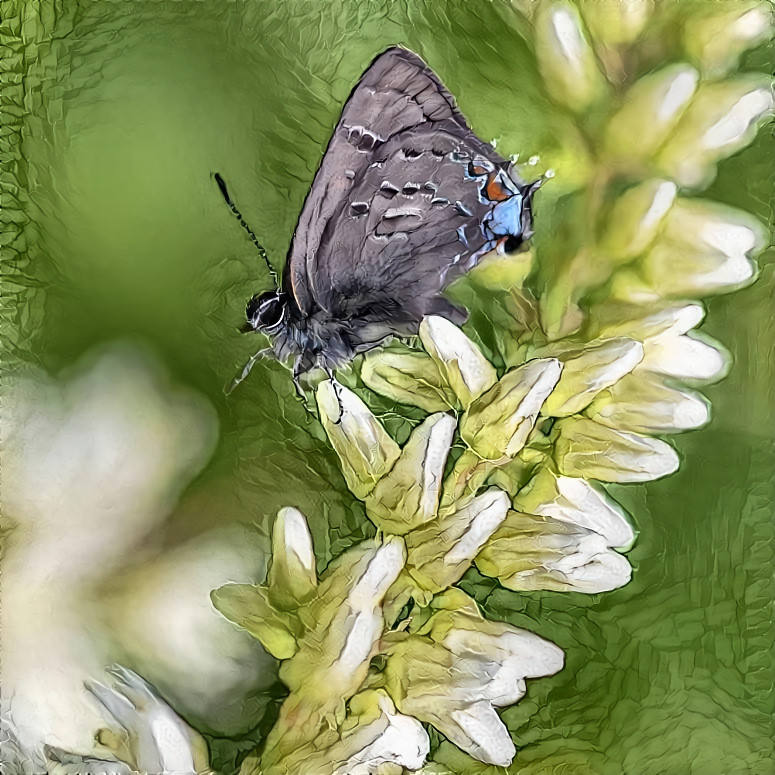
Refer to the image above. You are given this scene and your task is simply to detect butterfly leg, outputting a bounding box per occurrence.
[314,362,344,424]
[225,347,272,395]
[291,357,309,403]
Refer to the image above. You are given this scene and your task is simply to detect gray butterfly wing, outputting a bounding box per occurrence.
[319,119,517,335]
[285,46,501,316]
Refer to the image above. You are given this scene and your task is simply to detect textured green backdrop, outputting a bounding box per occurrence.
[3,1,773,773]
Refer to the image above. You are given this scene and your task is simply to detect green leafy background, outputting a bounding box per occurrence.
[2,1,772,773]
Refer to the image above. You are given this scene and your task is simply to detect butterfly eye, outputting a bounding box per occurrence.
[247,292,286,332]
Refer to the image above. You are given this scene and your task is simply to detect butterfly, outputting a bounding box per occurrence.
[218,47,542,390]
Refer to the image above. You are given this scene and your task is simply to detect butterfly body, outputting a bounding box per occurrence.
[239,47,541,380]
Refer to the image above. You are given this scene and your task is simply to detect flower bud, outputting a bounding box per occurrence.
[539,338,644,417]
[365,413,457,535]
[317,380,400,499]
[656,77,773,188]
[361,348,457,412]
[604,65,699,160]
[419,316,497,407]
[683,3,772,77]
[210,583,299,660]
[267,507,318,610]
[476,511,632,593]
[589,302,728,383]
[513,467,634,549]
[579,0,654,45]
[640,199,766,297]
[587,372,710,434]
[534,1,605,112]
[554,416,680,483]
[461,359,563,460]
[599,179,678,261]
[639,331,728,382]
[87,666,210,775]
[405,488,510,593]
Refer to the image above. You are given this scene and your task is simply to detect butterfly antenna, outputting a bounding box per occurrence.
[213,173,279,288]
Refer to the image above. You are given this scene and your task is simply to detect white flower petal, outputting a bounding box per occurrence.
[348,538,406,612]
[443,490,511,566]
[448,701,515,767]
[600,179,678,261]
[366,413,456,534]
[267,507,318,608]
[540,339,643,417]
[337,699,430,775]
[461,358,563,459]
[605,65,699,158]
[87,667,207,774]
[535,2,604,112]
[656,78,773,188]
[592,301,705,341]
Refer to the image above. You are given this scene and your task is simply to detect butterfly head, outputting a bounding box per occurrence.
[243,290,288,334]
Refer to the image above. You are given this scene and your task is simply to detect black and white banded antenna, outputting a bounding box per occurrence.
[213,172,279,288]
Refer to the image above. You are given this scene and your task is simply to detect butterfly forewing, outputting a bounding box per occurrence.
[285,47,503,318]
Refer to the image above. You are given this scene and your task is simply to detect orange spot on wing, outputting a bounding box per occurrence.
[485,174,511,202]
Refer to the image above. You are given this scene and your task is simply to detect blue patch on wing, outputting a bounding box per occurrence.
[484,193,524,240]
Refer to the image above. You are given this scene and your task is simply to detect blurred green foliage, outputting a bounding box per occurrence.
[2,1,772,773]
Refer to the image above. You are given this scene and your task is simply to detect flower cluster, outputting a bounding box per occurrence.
[213,504,563,773]
[211,3,771,773]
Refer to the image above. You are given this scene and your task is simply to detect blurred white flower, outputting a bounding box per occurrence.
[578,0,653,45]
[599,179,678,262]
[656,77,774,188]
[604,65,699,159]
[635,199,767,299]
[683,3,772,77]
[0,344,223,760]
[534,1,605,112]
